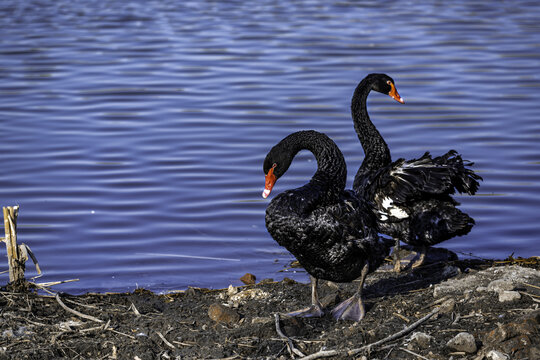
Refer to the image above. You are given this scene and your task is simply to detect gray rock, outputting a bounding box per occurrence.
[498,290,521,302]
[439,298,456,313]
[433,265,540,298]
[408,332,433,350]
[446,332,477,354]
[487,279,514,293]
[486,350,509,360]
[441,265,461,278]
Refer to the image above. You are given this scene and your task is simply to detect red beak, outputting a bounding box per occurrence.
[388,82,404,104]
[262,165,277,199]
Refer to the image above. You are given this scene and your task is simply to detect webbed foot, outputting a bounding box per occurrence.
[330,295,365,322]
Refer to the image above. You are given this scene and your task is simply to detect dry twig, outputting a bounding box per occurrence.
[55,293,103,323]
[298,307,440,360]
[129,302,141,316]
[157,331,177,350]
[519,291,540,303]
[274,313,306,358]
[80,319,111,333]
[393,312,410,323]
[36,279,80,287]
[107,328,136,339]
[524,283,540,291]
[398,347,431,360]
[65,297,100,309]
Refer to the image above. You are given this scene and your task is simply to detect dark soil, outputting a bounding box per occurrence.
[1,256,539,360]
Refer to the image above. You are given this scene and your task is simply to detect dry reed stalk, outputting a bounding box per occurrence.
[3,206,25,283]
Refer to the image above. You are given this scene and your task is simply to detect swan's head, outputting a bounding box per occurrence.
[369,73,404,104]
[262,145,292,198]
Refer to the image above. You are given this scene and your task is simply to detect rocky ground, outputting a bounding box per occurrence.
[0,255,539,360]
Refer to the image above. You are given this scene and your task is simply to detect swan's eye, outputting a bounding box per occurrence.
[386,80,392,85]
[272,163,277,169]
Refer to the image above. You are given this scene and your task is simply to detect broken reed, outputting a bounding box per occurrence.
[3,206,25,283]
[2,206,41,286]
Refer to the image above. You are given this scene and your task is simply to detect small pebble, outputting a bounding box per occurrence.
[487,279,514,293]
[240,273,256,285]
[446,332,477,354]
[486,350,509,360]
[229,288,270,306]
[441,265,461,278]
[408,332,433,350]
[498,290,521,303]
[208,303,240,324]
[227,284,238,296]
[439,298,456,313]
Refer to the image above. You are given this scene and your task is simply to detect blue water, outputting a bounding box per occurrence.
[1,0,539,294]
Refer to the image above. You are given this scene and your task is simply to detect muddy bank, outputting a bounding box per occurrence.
[1,257,539,359]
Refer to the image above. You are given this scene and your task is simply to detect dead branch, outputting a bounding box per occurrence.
[274,313,305,358]
[398,347,431,360]
[129,302,141,316]
[55,293,103,323]
[157,331,176,350]
[298,307,440,360]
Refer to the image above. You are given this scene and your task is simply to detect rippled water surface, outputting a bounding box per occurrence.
[1,0,539,293]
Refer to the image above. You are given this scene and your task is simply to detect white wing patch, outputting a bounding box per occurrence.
[380,197,409,219]
[381,197,393,209]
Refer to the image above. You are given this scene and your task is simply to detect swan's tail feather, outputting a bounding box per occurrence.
[409,200,475,246]
[384,151,482,203]
[432,151,482,196]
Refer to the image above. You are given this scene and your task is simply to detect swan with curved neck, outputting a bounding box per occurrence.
[349,74,481,271]
[262,130,391,321]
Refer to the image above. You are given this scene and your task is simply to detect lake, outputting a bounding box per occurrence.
[1,0,539,294]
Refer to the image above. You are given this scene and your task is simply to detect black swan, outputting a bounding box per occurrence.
[350,73,482,271]
[262,130,392,321]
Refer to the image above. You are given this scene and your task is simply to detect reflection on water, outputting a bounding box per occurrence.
[0,0,539,293]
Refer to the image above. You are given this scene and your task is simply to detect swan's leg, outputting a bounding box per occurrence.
[411,245,427,269]
[393,237,402,272]
[286,276,324,318]
[330,263,369,322]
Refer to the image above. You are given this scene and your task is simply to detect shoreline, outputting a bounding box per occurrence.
[1,257,539,359]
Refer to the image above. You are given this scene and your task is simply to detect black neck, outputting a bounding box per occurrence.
[351,78,391,175]
[279,131,347,205]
